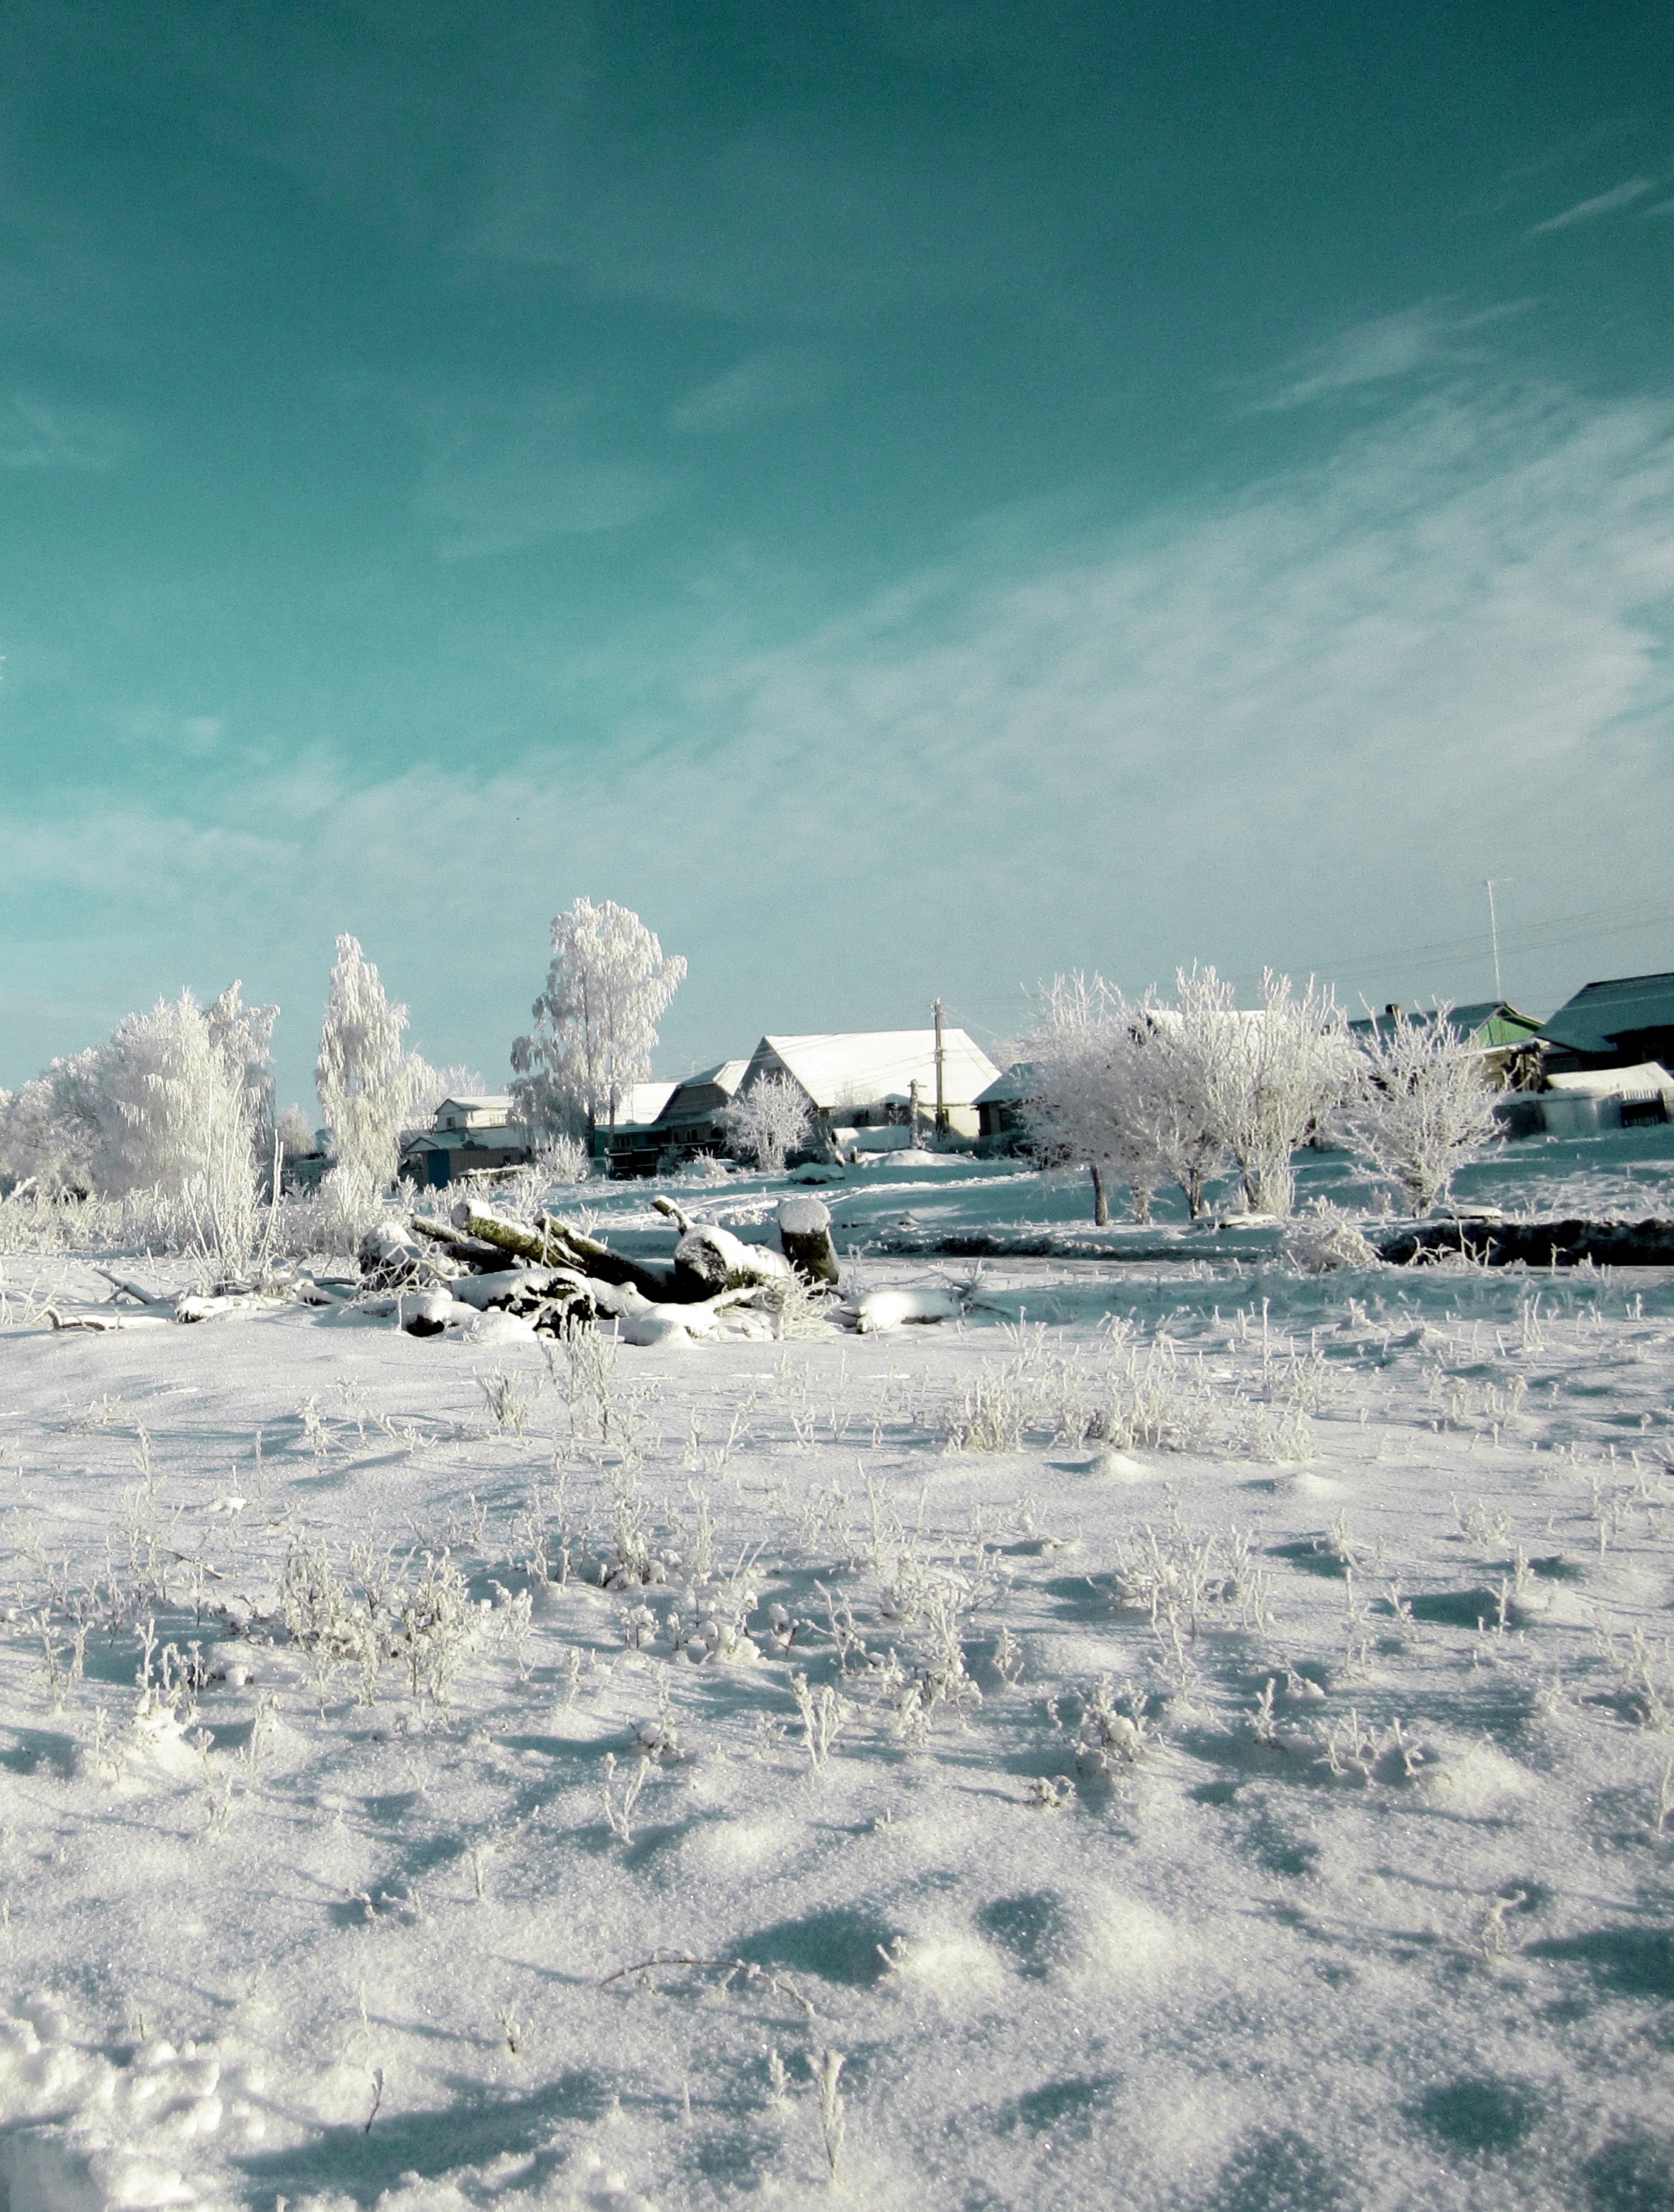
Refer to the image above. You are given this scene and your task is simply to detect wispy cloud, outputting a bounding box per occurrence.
[1529,178,1656,232]
[0,393,125,470]
[1251,302,1528,412]
[667,349,833,435]
[5,383,1673,1086]
[402,387,681,559]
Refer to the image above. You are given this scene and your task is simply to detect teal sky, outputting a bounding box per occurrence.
[2,1,1672,1107]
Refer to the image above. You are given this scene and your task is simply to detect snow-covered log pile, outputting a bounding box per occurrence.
[380,1194,963,1341]
[369,1194,875,1343]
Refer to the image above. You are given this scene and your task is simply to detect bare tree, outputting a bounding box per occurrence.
[1178,967,1350,1217]
[1131,1002,1229,1220]
[1340,1004,1500,1214]
[511,898,687,1147]
[1022,975,1173,1225]
[725,1075,813,1173]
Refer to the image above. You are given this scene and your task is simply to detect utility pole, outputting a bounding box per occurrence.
[932,998,948,1135]
[1484,879,1512,1004]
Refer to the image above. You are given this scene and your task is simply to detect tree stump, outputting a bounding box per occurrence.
[776,1194,839,1285]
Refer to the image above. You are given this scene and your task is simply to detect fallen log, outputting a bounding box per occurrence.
[91,1268,175,1310]
[409,1219,521,1272]
[650,1194,798,1295]
[775,1195,839,1286]
[451,1202,678,1301]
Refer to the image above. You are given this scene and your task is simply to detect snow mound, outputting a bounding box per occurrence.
[680,1815,798,1874]
[1420,1742,1532,1810]
[884,1929,1007,2003]
[1078,1890,1181,1983]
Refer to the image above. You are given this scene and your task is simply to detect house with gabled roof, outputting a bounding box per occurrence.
[734,1030,1001,1143]
[1536,973,1674,1077]
[399,1096,535,1189]
[604,1062,748,1176]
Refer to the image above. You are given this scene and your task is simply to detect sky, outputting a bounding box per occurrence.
[1,0,1671,1110]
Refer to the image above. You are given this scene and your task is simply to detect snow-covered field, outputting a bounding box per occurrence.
[2,1129,1674,2212]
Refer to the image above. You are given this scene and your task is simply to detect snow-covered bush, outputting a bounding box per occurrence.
[1282,1200,1378,1273]
[724,1074,814,1173]
[536,1133,591,1183]
[1338,1004,1500,1214]
[1178,967,1350,1217]
[510,897,687,1143]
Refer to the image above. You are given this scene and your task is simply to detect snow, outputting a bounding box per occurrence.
[0,1121,1672,2208]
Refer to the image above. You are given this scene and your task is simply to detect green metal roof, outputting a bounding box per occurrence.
[1537,973,1674,1054]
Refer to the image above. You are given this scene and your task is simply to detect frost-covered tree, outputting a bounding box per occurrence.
[275,1104,318,1159]
[205,984,278,1155]
[510,898,687,1145]
[316,936,410,1214]
[1178,967,1350,1217]
[1130,1004,1229,1220]
[394,1059,485,1133]
[0,986,277,1263]
[0,1050,105,1195]
[1022,975,1175,1225]
[1340,1004,1500,1214]
[725,1074,814,1173]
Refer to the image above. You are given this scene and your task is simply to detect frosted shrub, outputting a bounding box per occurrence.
[1339,1005,1501,1214]
[723,1075,814,1173]
[1074,1675,1147,1773]
[394,1551,480,1707]
[477,1366,538,1436]
[537,1133,591,1184]
[949,1356,1052,1452]
[1282,1200,1378,1273]
[1084,1342,1218,1453]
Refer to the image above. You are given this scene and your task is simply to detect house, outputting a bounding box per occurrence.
[732,1031,1001,1149]
[1347,1001,1546,1085]
[399,1096,535,1189]
[657,1060,751,1162]
[1536,973,1674,1078]
[973,1062,1041,1145]
[593,1080,680,1175]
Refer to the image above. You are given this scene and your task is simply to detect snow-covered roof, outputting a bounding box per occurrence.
[610,1081,679,1129]
[1545,1062,1674,1099]
[653,1060,750,1126]
[1538,973,1674,1055]
[436,1096,511,1114]
[973,1062,1042,1107]
[740,1031,1001,1113]
[1347,1003,1544,1050]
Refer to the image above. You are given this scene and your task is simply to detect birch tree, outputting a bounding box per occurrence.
[316,936,410,1217]
[510,898,687,1147]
